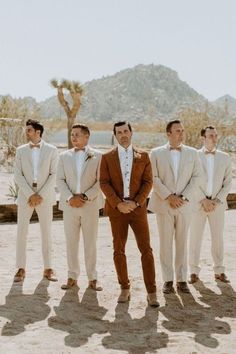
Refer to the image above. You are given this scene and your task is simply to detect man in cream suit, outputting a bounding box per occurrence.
[189,126,232,284]
[100,121,159,307]
[14,119,58,282]
[149,119,202,294]
[57,123,103,291]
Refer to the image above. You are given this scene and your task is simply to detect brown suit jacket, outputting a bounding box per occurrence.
[100,147,152,217]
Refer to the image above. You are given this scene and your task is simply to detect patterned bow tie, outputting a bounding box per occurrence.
[30,143,40,149]
[205,150,215,155]
[170,146,181,151]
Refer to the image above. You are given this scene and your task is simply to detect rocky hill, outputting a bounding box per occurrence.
[39,64,207,122]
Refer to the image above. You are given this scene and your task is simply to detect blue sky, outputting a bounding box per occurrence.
[0,0,235,101]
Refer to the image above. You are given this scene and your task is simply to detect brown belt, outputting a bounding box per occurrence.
[32,182,37,188]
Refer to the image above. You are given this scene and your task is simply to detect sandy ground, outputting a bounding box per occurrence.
[0,211,236,354]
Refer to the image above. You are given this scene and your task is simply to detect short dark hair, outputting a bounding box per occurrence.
[26,119,44,137]
[166,119,182,133]
[201,125,216,137]
[72,123,90,135]
[113,121,132,135]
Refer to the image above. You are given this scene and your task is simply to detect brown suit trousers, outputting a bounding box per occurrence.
[100,147,156,294]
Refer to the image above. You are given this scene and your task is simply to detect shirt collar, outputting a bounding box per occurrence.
[203,147,216,154]
[118,143,133,154]
[167,143,182,151]
[29,140,42,148]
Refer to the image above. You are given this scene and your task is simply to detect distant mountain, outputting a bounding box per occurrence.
[39,64,207,122]
[2,64,236,122]
[212,95,236,115]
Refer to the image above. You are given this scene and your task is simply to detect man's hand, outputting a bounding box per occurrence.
[117,201,136,214]
[69,194,86,208]
[200,198,216,212]
[28,193,43,208]
[167,194,186,209]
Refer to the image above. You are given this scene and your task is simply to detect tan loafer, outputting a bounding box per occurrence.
[162,281,175,294]
[177,282,190,293]
[14,268,25,282]
[189,273,199,284]
[147,292,160,307]
[215,273,230,283]
[61,278,77,290]
[43,268,58,282]
[88,280,103,291]
[117,289,130,303]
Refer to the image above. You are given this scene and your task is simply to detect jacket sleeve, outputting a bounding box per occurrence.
[14,148,34,199]
[38,147,58,199]
[56,153,73,202]
[99,155,122,209]
[150,150,172,200]
[216,155,232,202]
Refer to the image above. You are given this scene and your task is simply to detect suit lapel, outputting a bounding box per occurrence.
[26,144,33,171]
[111,147,123,181]
[164,145,175,178]
[176,145,187,182]
[212,150,220,194]
[81,146,94,176]
[38,141,46,168]
[71,149,78,179]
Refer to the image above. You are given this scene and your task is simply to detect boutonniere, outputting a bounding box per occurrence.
[133,151,142,161]
[85,151,95,161]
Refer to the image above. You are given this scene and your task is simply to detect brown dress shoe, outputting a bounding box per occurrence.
[215,273,230,283]
[61,278,77,290]
[177,282,190,293]
[88,280,103,291]
[189,273,199,284]
[147,292,160,307]
[43,268,58,282]
[117,289,130,303]
[162,281,174,294]
[14,268,25,282]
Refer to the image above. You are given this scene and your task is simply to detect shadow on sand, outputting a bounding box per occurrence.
[0,279,50,336]
[159,281,236,348]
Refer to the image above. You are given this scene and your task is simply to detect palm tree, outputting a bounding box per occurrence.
[50,79,83,148]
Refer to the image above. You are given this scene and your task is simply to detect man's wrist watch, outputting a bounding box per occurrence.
[82,194,88,201]
[181,195,189,201]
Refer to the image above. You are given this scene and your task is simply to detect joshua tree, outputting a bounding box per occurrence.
[50,79,83,148]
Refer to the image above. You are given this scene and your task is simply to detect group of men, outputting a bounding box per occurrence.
[13,118,232,308]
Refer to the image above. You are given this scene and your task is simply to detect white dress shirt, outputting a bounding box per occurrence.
[169,145,181,183]
[204,147,215,197]
[118,143,133,198]
[30,140,42,183]
[75,146,87,194]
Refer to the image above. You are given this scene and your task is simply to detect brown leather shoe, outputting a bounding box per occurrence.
[147,292,160,307]
[162,281,174,294]
[88,280,103,291]
[117,289,130,303]
[61,278,77,290]
[189,273,199,284]
[215,273,230,283]
[43,268,58,282]
[177,282,190,293]
[14,268,25,282]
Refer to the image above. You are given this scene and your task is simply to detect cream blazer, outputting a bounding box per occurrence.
[14,140,58,206]
[148,143,202,214]
[56,146,103,211]
[194,148,232,210]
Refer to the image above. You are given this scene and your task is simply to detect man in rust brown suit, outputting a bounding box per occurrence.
[100,121,158,307]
